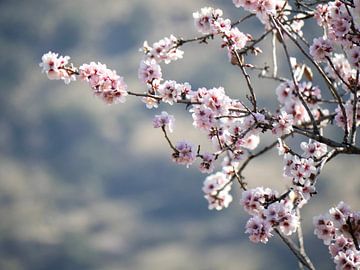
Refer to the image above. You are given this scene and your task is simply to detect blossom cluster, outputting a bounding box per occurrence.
[311,0,360,132]
[39,51,76,84]
[240,187,299,243]
[202,171,233,210]
[79,62,128,104]
[193,6,250,60]
[314,202,360,269]
[40,52,128,104]
[153,111,175,133]
[275,80,322,124]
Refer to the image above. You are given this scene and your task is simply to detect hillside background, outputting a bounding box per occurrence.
[0,0,359,269]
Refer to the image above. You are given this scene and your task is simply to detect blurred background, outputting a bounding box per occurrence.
[0,0,359,269]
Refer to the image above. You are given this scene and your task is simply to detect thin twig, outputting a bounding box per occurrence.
[296,208,305,270]
[233,50,257,111]
[270,16,319,135]
[161,126,178,153]
[293,127,360,154]
[274,228,315,270]
[272,17,349,142]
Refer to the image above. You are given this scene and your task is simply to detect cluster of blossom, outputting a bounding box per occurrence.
[275,80,322,124]
[231,0,305,37]
[79,62,128,104]
[171,140,196,167]
[152,111,175,133]
[232,0,278,26]
[335,98,360,130]
[39,51,76,84]
[283,154,317,187]
[313,202,360,269]
[300,140,328,159]
[272,111,294,136]
[240,187,299,243]
[278,139,327,208]
[138,35,186,108]
[192,7,250,60]
[141,35,184,64]
[314,1,360,49]
[202,171,233,210]
[312,1,360,83]
[40,52,128,104]
[324,53,354,88]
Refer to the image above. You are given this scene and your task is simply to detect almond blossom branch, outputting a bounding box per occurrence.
[272,17,349,142]
[270,16,319,135]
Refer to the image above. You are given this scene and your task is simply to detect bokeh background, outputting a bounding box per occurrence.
[0,0,359,269]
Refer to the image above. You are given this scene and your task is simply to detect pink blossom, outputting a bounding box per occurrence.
[245,216,273,244]
[158,80,181,105]
[348,46,360,68]
[265,201,299,235]
[202,172,229,194]
[203,171,232,210]
[314,4,329,27]
[335,101,360,130]
[309,37,333,62]
[272,111,294,136]
[325,54,354,88]
[201,87,231,114]
[313,214,336,245]
[177,82,192,100]
[193,7,223,34]
[241,134,260,150]
[223,27,249,51]
[191,105,216,131]
[352,0,360,30]
[334,250,360,270]
[329,235,355,257]
[204,189,233,210]
[293,183,316,208]
[79,62,128,104]
[39,51,76,84]
[276,81,295,104]
[199,152,216,173]
[232,0,258,11]
[141,96,159,109]
[300,140,327,159]
[172,141,196,167]
[212,17,232,34]
[141,35,184,64]
[153,111,175,132]
[240,187,278,215]
[138,58,162,84]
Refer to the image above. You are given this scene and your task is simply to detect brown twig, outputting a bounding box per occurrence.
[272,17,349,142]
[161,126,178,153]
[232,50,258,111]
[274,228,315,270]
[270,16,319,135]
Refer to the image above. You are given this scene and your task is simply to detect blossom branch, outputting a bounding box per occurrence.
[270,16,319,135]
[272,17,349,142]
